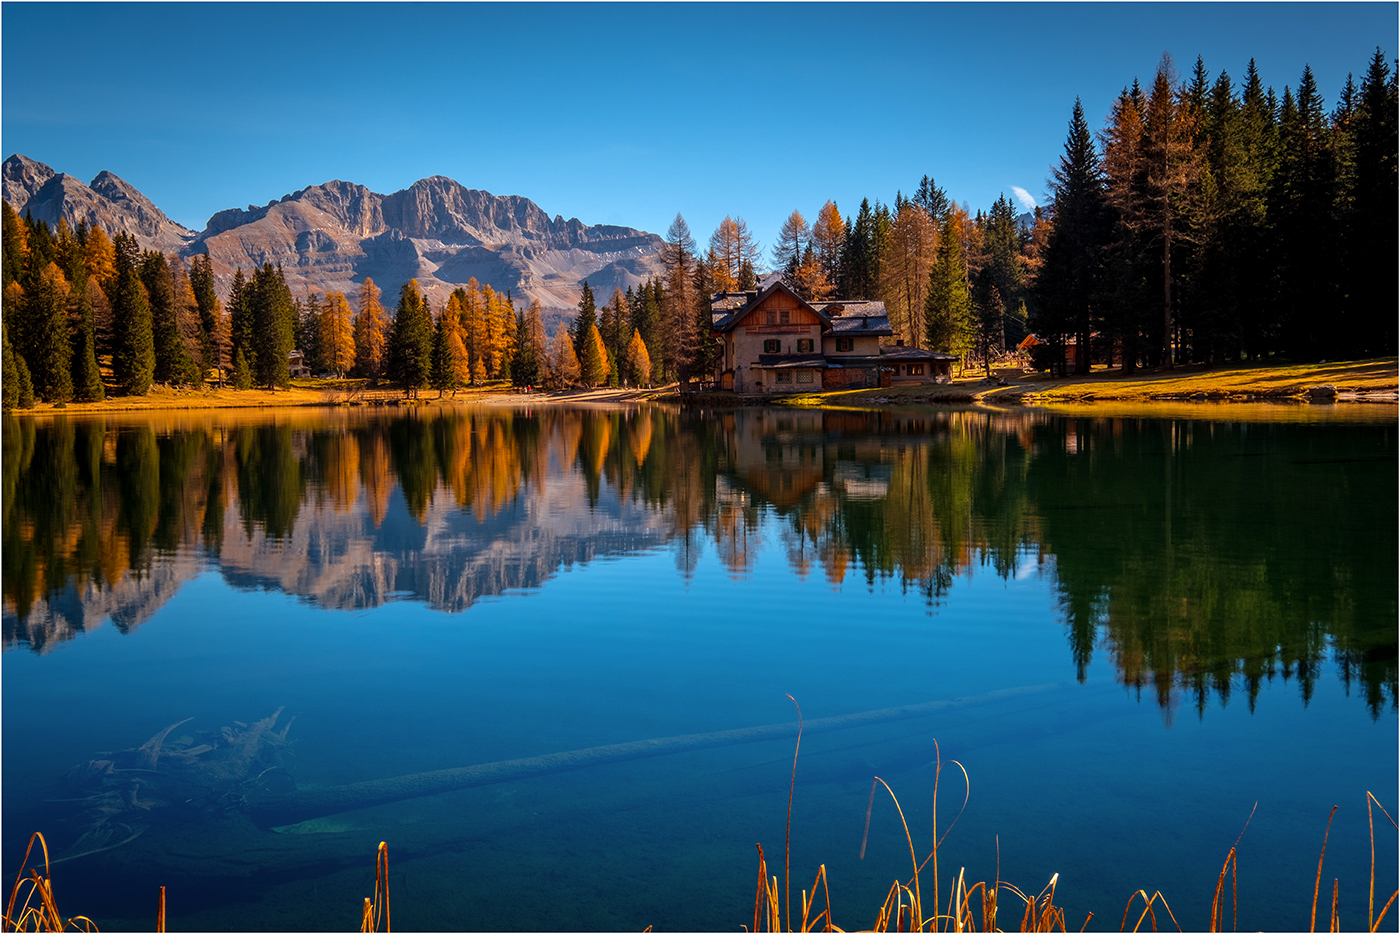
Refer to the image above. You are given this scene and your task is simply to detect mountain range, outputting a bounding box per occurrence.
[3,154,664,328]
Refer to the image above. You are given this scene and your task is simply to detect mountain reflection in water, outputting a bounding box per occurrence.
[3,404,1394,717]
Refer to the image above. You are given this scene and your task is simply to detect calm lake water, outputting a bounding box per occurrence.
[2,403,1395,932]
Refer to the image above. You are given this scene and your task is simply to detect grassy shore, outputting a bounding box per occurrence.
[6,358,1395,417]
[764,357,1398,409]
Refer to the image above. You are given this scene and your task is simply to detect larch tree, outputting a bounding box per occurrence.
[660,214,698,383]
[550,325,580,388]
[773,209,811,282]
[321,291,355,377]
[432,296,469,397]
[580,322,609,388]
[880,198,938,346]
[81,224,116,290]
[624,329,652,388]
[353,277,388,379]
[812,201,846,292]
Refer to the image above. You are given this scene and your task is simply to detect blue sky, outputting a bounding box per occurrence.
[3,3,1394,260]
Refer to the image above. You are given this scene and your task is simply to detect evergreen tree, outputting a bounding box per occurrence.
[250,263,296,389]
[510,304,541,387]
[298,293,325,374]
[385,279,433,396]
[660,215,698,383]
[3,321,35,409]
[914,175,951,221]
[188,253,220,370]
[1348,49,1397,354]
[1034,98,1110,374]
[231,347,253,390]
[432,296,469,397]
[1,201,27,290]
[227,267,254,376]
[71,273,105,402]
[109,233,154,395]
[572,281,597,360]
[22,262,73,403]
[141,250,196,385]
[924,210,972,358]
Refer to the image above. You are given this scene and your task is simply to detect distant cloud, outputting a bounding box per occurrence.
[1010,186,1037,211]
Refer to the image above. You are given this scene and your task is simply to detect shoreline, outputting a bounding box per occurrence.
[5,357,1395,417]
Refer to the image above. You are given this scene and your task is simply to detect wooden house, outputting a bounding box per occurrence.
[711,282,957,392]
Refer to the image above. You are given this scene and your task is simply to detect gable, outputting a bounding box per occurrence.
[733,288,825,330]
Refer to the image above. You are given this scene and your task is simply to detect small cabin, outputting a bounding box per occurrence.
[288,350,311,379]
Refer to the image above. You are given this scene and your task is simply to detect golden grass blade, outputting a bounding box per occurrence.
[156,885,165,933]
[1209,848,1235,932]
[936,760,971,852]
[785,695,804,934]
[754,844,767,934]
[1371,889,1397,932]
[873,778,923,931]
[1330,879,1339,933]
[1312,805,1339,933]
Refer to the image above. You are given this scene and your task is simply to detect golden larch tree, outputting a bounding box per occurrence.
[322,291,355,376]
[353,278,388,378]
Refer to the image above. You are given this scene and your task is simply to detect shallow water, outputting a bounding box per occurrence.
[2,403,1395,931]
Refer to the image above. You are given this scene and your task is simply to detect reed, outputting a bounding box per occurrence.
[2,833,98,932]
[747,719,1397,934]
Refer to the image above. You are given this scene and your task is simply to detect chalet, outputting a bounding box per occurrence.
[288,350,311,379]
[710,280,955,393]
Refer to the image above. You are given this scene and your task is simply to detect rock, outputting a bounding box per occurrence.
[3,154,664,330]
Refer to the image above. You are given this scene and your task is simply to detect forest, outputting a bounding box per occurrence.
[1,49,1394,408]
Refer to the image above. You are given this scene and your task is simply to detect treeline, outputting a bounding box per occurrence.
[1033,50,1397,371]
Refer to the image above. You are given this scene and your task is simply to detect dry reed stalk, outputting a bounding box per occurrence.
[1367,792,1398,932]
[2,832,98,933]
[1311,805,1339,932]
[360,841,390,933]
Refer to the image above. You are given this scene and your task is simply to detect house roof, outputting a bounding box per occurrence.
[756,353,828,369]
[712,279,831,333]
[879,346,959,361]
[812,300,895,337]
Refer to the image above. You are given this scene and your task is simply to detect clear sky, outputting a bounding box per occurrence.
[3,2,1394,262]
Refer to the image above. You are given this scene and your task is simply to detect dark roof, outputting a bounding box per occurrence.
[756,353,828,369]
[712,280,831,333]
[880,346,959,361]
[823,355,889,368]
[813,300,894,337]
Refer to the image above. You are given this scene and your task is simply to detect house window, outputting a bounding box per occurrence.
[797,339,813,353]
[836,337,854,352]
[763,339,781,353]
[767,311,777,325]
[779,311,790,324]
[907,364,925,375]
[776,371,793,383]
[796,371,814,384]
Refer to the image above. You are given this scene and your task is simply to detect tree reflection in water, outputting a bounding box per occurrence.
[2,405,1394,717]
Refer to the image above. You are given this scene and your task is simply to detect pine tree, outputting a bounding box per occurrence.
[232,346,253,390]
[624,329,652,387]
[510,304,541,387]
[188,253,219,370]
[385,279,433,397]
[1348,48,1397,354]
[19,262,73,403]
[3,320,35,409]
[353,277,388,379]
[71,270,105,402]
[572,281,597,361]
[925,210,972,358]
[109,233,154,395]
[298,293,325,375]
[250,263,296,389]
[914,175,951,220]
[142,251,195,385]
[1034,98,1112,375]
[432,297,469,397]
[227,267,254,376]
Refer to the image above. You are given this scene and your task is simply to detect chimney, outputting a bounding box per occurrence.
[896,339,905,347]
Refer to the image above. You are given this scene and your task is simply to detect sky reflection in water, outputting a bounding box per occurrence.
[2,404,1395,932]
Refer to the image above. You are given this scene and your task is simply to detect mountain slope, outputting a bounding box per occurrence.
[3,155,663,326]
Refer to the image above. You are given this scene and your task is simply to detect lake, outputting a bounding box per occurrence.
[2,402,1395,932]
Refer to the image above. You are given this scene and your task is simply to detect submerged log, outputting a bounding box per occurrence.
[248,682,1062,827]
